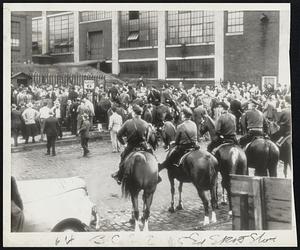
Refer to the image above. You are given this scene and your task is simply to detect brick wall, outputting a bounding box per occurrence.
[224,11,279,89]
[79,20,112,61]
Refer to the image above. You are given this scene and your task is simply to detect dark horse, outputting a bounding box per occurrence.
[159,147,218,225]
[245,137,279,176]
[199,114,248,215]
[121,126,158,231]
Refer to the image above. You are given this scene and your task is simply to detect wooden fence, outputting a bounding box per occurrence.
[29,73,106,88]
[231,175,293,230]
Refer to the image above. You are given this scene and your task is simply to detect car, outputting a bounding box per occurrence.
[16,176,100,232]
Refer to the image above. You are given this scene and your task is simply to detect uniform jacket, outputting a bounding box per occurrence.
[43,116,60,137]
[215,111,236,136]
[277,107,291,133]
[175,119,197,145]
[193,106,207,124]
[117,117,150,146]
[243,108,268,131]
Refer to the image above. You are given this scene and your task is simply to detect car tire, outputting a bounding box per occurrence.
[52,221,86,232]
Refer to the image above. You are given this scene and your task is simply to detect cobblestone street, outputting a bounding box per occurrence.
[11,140,287,231]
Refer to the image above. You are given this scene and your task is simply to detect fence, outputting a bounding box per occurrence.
[231,174,293,230]
[29,73,107,88]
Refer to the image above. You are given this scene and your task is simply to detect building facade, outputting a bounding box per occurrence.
[12,10,290,88]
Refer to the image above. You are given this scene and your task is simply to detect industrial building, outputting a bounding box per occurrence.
[11,10,290,88]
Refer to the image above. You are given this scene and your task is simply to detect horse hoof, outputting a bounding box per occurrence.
[203,216,210,226]
[168,206,175,213]
[176,204,184,211]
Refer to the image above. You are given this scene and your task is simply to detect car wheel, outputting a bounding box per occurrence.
[53,221,86,232]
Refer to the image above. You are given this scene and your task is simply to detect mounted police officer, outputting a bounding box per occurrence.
[111,104,161,185]
[270,95,291,146]
[159,107,198,169]
[207,101,238,153]
[239,99,268,148]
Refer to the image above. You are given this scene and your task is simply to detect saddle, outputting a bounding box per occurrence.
[133,142,154,154]
[177,148,197,168]
[211,142,235,156]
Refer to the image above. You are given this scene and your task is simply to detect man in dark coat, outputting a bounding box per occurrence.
[11,104,23,146]
[108,82,119,103]
[68,86,78,102]
[229,97,243,134]
[193,102,207,141]
[147,86,161,106]
[78,113,91,157]
[70,98,80,135]
[43,111,60,156]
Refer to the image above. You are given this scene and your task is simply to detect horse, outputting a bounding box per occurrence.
[121,125,159,232]
[159,147,218,225]
[245,137,279,177]
[199,114,248,215]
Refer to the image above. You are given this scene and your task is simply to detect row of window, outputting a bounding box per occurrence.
[29,11,244,54]
[119,59,214,78]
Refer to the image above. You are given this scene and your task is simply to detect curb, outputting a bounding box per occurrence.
[11,132,111,153]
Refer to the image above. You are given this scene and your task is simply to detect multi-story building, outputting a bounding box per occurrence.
[12,10,290,89]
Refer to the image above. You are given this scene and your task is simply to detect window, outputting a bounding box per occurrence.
[120,11,158,48]
[227,11,244,34]
[167,59,214,78]
[48,14,74,54]
[167,11,214,45]
[120,61,158,78]
[80,11,112,22]
[11,21,20,49]
[129,11,139,20]
[32,19,42,55]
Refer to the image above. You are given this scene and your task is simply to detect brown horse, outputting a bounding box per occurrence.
[245,138,279,177]
[159,148,218,225]
[199,115,248,215]
[122,151,158,232]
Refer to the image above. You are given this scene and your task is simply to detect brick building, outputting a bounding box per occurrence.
[11,10,290,89]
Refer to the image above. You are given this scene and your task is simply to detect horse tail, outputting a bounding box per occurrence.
[121,153,146,199]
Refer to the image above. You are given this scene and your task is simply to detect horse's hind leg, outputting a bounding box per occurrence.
[197,188,210,225]
[210,182,218,223]
[142,192,154,232]
[131,192,140,232]
[176,182,184,210]
[168,176,175,213]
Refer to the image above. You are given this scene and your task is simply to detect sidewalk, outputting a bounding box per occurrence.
[11,129,111,153]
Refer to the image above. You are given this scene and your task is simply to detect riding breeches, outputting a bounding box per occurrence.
[239,130,264,148]
[161,144,194,168]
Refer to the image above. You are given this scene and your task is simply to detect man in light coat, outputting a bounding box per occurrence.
[108,105,123,153]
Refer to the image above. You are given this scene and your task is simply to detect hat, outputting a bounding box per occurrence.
[182,107,193,118]
[132,104,143,115]
[218,101,229,110]
[285,95,291,104]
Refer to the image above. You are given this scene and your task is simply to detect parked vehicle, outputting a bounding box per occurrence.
[16,176,100,232]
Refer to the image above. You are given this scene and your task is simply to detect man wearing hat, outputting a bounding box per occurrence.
[207,101,239,153]
[78,113,91,157]
[270,95,291,146]
[239,99,268,148]
[111,104,159,185]
[43,110,60,156]
[22,102,39,144]
[159,107,198,169]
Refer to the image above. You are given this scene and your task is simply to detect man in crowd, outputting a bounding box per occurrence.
[22,102,39,144]
[39,101,50,142]
[11,104,23,147]
[193,101,207,142]
[43,110,60,156]
[108,105,123,153]
[83,96,95,129]
[108,82,120,103]
[70,98,80,135]
[78,113,91,157]
[51,100,63,139]
[159,107,198,169]
[228,96,243,134]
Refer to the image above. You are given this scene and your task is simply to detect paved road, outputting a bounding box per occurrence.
[11,140,289,231]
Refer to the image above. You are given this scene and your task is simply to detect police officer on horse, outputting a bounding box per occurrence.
[159,107,198,169]
[239,99,268,148]
[111,104,161,185]
[207,101,239,152]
